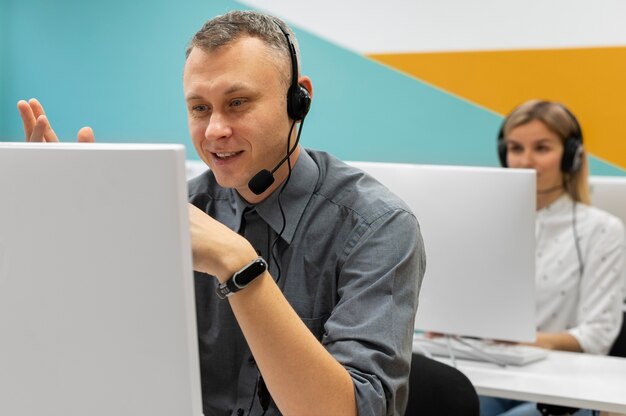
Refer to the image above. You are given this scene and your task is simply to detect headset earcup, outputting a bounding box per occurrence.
[497,140,508,167]
[287,84,311,121]
[561,137,583,173]
[496,122,508,167]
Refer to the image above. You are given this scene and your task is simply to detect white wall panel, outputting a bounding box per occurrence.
[241,0,626,53]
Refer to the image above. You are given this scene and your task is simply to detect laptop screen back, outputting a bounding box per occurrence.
[0,143,202,416]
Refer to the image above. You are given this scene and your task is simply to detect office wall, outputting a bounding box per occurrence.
[0,0,234,158]
[242,0,626,175]
[2,0,625,175]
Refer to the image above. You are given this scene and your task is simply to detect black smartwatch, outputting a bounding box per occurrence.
[216,257,268,299]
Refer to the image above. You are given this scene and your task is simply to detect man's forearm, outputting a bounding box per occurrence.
[228,272,358,416]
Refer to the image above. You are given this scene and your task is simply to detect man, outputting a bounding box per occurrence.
[18,11,425,416]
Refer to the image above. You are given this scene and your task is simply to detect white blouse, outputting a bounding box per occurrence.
[535,194,626,354]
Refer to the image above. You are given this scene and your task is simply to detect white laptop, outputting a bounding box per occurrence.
[0,143,202,416]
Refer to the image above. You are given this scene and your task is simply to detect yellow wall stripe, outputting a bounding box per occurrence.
[369,47,626,169]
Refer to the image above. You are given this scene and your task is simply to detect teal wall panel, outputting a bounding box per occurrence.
[0,0,9,135]
[0,0,240,158]
[588,157,626,176]
[298,31,502,166]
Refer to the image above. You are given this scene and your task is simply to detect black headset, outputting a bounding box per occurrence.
[275,21,311,121]
[497,102,584,174]
[247,20,312,415]
[247,20,311,196]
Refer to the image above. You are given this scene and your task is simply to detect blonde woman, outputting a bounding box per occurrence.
[481,100,626,416]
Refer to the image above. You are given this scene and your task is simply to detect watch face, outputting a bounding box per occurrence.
[233,258,268,287]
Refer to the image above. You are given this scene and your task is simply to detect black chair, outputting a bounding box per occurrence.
[405,353,479,416]
[609,310,626,358]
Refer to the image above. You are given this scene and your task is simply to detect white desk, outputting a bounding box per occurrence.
[416,349,626,413]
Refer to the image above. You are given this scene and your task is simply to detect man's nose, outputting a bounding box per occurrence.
[205,112,232,141]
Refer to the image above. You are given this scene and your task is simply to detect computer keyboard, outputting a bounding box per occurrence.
[413,333,549,366]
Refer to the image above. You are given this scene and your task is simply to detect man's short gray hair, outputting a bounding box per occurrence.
[185,10,300,85]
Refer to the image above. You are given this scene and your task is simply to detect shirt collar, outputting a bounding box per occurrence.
[537,193,573,219]
[232,149,319,244]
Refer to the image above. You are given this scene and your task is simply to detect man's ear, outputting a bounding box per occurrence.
[298,76,313,99]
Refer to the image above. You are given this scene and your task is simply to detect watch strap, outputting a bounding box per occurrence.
[216,257,268,299]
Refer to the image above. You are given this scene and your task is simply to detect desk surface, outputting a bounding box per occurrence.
[415,348,626,413]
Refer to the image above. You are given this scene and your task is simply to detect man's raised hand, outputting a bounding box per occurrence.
[17,98,95,143]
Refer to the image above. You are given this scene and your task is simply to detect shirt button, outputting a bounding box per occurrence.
[236,408,244,416]
[248,356,256,365]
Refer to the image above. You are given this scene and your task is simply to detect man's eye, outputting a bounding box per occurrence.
[193,105,208,112]
[230,99,246,107]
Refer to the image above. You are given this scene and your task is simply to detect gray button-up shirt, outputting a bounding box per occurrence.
[188,149,425,416]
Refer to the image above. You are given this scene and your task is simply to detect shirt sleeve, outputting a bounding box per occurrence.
[569,216,626,354]
[320,208,426,416]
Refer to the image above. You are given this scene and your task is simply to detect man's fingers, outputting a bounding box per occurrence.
[42,123,59,142]
[20,98,95,143]
[29,98,46,118]
[77,127,95,143]
[45,124,59,142]
[29,98,59,142]
[17,100,37,142]
[30,115,48,142]
[31,115,59,143]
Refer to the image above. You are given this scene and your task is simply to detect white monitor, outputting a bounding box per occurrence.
[589,175,626,229]
[590,175,626,303]
[347,161,536,343]
[186,159,209,180]
[0,143,202,416]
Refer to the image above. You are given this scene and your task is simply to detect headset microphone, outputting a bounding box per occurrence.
[248,169,275,195]
[248,118,304,195]
[248,122,300,195]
